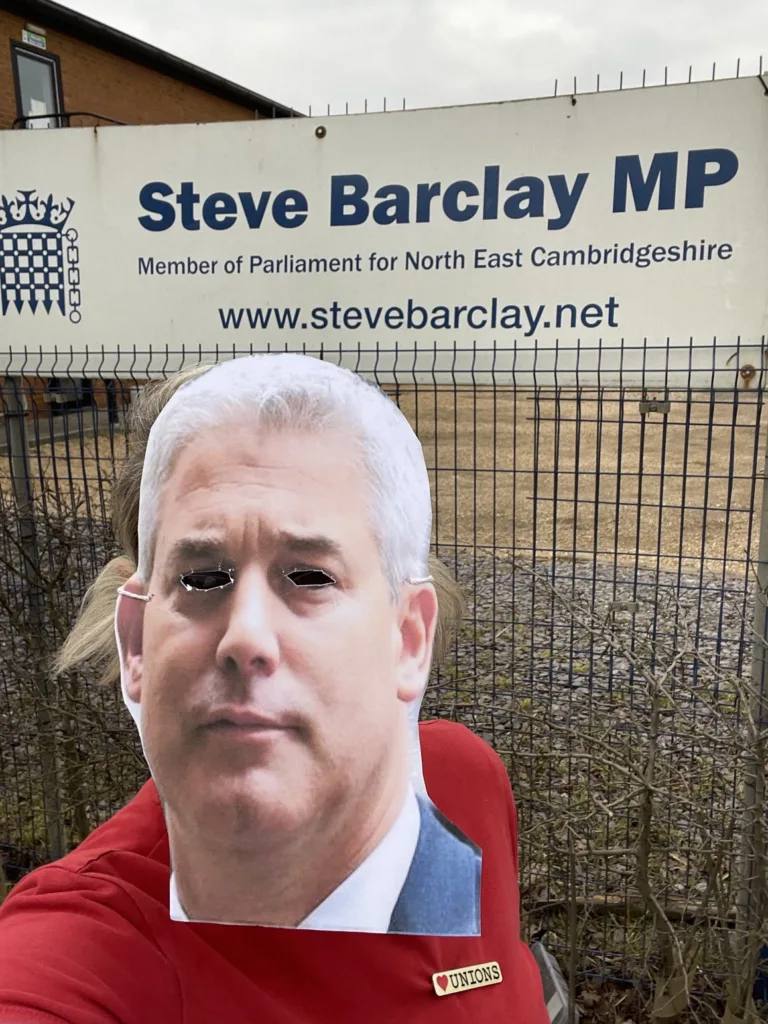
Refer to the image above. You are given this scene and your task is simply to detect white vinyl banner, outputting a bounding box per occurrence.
[1,77,768,381]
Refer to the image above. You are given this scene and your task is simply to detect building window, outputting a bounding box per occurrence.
[10,42,64,129]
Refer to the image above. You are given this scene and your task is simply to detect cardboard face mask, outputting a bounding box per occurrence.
[115,354,482,935]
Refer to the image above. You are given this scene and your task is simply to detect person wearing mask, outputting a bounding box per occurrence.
[0,356,548,1024]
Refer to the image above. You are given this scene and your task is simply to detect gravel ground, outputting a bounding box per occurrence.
[422,549,755,979]
[425,550,752,736]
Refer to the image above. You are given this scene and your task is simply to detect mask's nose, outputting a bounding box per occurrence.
[215,569,280,679]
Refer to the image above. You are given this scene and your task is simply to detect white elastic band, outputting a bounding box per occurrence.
[406,575,434,585]
[117,586,154,602]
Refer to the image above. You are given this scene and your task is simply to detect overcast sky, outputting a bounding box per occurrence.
[67,0,767,113]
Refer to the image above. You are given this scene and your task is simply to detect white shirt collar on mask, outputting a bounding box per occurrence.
[169,785,421,933]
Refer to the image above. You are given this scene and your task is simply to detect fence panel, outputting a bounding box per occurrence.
[0,340,765,1017]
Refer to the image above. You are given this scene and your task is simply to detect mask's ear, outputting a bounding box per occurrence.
[396,582,439,705]
[115,575,147,707]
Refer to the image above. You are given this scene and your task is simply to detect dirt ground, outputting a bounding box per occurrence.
[2,386,762,579]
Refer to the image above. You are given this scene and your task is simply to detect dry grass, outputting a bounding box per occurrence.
[3,388,761,581]
[397,386,761,578]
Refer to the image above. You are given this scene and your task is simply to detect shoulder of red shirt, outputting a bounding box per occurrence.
[0,721,547,1024]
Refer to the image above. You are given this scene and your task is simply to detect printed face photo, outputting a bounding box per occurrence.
[116,358,481,935]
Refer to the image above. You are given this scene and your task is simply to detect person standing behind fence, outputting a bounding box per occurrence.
[0,358,548,1024]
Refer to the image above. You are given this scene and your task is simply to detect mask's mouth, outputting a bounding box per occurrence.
[199,705,296,732]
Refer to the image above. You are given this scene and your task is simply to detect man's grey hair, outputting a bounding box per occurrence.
[136,353,432,594]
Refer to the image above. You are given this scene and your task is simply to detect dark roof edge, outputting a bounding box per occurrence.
[1,0,301,118]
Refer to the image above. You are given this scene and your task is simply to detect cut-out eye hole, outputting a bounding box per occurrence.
[284,568,336,589]
[179,568,235,592]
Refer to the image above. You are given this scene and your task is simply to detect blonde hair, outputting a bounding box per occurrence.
[55,363,465,685]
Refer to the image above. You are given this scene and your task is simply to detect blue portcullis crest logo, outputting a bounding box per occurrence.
[0,190,81,324]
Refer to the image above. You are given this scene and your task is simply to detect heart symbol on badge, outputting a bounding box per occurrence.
[436,975,449,992]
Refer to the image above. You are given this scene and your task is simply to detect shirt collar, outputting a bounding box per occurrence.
[169,786,421,933]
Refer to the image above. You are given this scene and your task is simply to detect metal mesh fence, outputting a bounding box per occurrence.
[0,340,766,1016]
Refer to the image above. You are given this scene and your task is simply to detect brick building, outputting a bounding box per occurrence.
[1,0,294,129]
[0,0,294,418]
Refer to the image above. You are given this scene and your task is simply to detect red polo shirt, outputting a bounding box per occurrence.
[0,721,547,1023]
